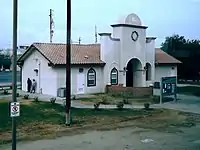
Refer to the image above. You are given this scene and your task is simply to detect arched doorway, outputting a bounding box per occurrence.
[145,63,152,81]
[126,58,142,87]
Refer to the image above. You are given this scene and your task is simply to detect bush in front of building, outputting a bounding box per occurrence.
[34,96,39,102]
[116,101,124,110]
[24,94,29,99]
[144,103,150,110]
[50,97,56,104]
[94,102,101,110]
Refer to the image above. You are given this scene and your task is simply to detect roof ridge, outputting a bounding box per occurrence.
[33,42,100,46]
[33,42,66,45]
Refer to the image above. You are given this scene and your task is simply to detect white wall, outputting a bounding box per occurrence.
[155,65,177,82]
[99,26,147,87]
[54,66,104,95]
[153,65,177,96]
[100,27,147,87]
[21,49,57,96]
[145,38,156,86]
[99,13,157,87]
[99,34,120,87]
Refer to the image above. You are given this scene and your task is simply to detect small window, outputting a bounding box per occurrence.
[110,68,118,85]
[87,68,96,86]
[79,68,84,73]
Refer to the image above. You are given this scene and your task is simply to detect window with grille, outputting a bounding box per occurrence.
[110,68,118,85]
[87,68,96,86]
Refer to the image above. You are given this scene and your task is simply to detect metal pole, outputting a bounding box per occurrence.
[12,0,18,149]
[160,78,163,104]
[65,0,71,125]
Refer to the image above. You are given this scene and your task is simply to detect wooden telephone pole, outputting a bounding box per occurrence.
[65,0,71,125]
[78,37,81,44]
[49,9,54,43]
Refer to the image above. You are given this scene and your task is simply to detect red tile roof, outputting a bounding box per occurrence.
[18,43,181,65]
[155,48,181,64]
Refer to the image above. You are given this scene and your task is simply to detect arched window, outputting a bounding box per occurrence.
[110,68,118,85]
[87,68,96,87]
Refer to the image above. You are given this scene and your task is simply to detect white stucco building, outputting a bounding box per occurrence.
[17,13,181,97]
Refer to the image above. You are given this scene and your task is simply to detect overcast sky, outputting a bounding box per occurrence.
[1,0,200,48]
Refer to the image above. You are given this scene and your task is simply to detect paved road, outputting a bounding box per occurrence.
[152,94,200,114]
[0,71,20,83]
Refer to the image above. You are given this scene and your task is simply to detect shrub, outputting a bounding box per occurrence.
[16,93,19,97]
[100,95,113,105]
[144,103,150,110]
[34,96,39,102]
[116,101,124,110]
[50,97,56,104]
[122,95,131,104]
[71,95,76,100]
[3,90,8,95]
[152,96,160,104]
[123,99,130,104]
[94,102,101,110]
[63,100,66,107]
[24,94,29,99]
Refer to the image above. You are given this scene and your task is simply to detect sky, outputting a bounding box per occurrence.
[1,0,200,48]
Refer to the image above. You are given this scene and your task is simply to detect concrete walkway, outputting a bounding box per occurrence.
[177,83,200,87]
[1,90,200,114]
[0,90,145,109]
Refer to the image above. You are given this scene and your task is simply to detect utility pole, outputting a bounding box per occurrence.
[95,25,97,43]
[65,0,71,126]
[78,37,81,44]
[12,0,18,149]
[49,9,54,43]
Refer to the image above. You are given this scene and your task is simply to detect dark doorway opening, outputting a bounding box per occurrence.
[126,61,133,87]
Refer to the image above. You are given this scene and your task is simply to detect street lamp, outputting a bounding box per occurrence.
[65,0,71,125]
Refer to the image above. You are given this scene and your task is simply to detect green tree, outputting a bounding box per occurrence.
[161,34,200,80]
[0,49,12,70]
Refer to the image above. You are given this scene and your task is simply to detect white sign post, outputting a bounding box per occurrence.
[10,102,20,117]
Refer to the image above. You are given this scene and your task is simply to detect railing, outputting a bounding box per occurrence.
[0,82,21,91]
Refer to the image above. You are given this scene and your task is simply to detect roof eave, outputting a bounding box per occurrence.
[53,62,106,67]
[155,62,182,65]
[17,44,55,66]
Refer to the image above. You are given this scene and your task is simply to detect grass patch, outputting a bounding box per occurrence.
[0,98,200,145]
[177,86,200,96]
[0,99,156,144]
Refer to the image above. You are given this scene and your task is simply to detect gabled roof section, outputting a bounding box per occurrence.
[17,43,105,65]
[155,48,182,64]
[18,43,181,66]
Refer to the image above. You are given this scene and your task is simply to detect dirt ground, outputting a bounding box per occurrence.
[1,93,200,150]
[1,124,200,150]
